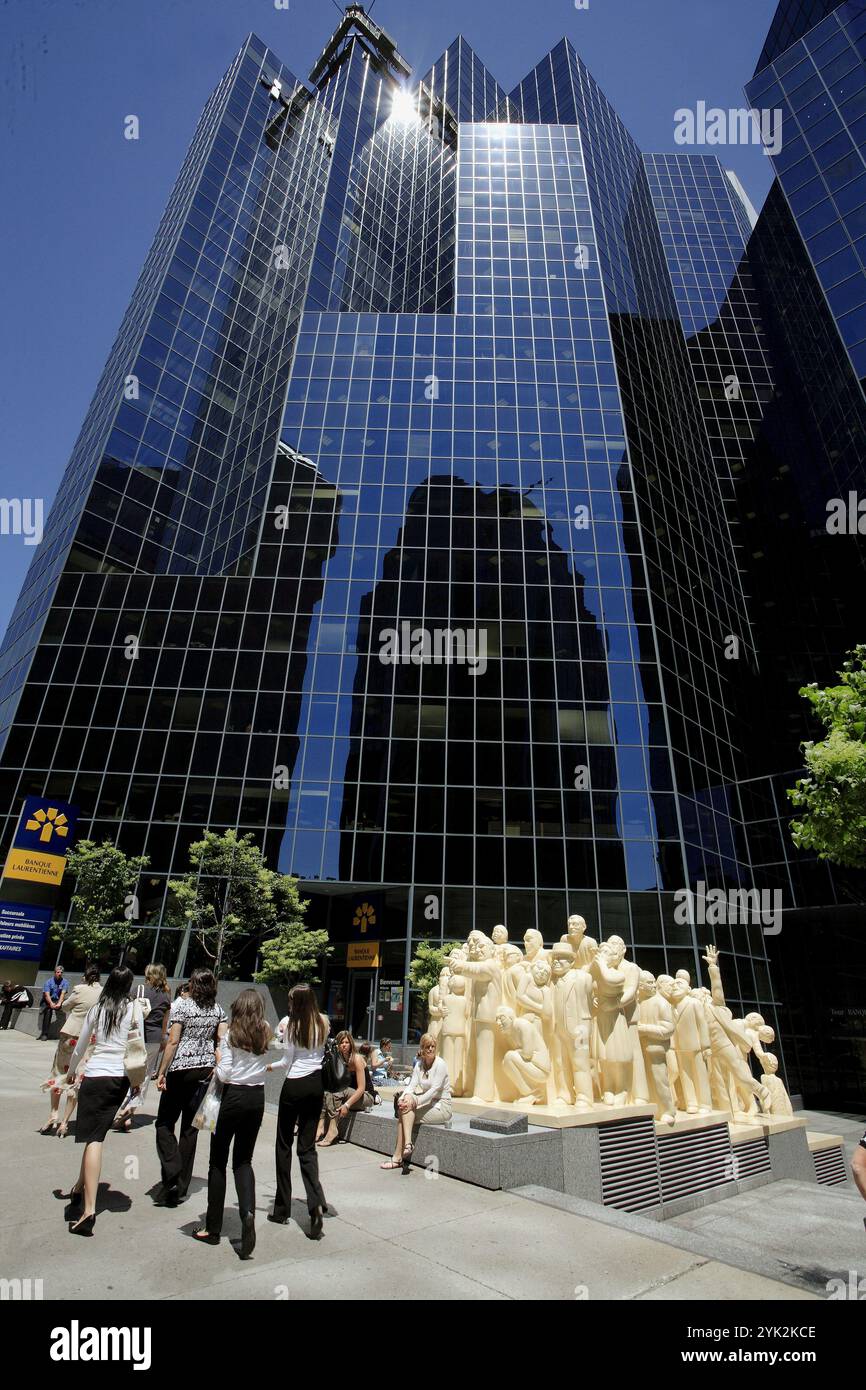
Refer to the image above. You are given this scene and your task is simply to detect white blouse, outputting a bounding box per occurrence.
[215,1039,272,1087]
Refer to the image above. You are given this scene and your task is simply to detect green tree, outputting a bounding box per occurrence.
[58,840,150,961]
[787,645,866,868]
[168,829,331,980]
[408,939,460,1000]
[255,876,331,987]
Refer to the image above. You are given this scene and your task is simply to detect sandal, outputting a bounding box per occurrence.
[400,1143,414,1175]
[380,1159,402,1169]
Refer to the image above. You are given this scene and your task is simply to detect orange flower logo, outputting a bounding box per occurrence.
[352,902,376,934]
[25,807,69,844]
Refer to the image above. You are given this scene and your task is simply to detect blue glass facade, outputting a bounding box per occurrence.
[12,7,858,1055]
[747,0,866,380]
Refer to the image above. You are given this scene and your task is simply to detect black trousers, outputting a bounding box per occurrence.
[205,1084,264,1234]
[155,1066,211,1195]
[39,1003,61,1038]
[274,1072,326,1217]
[0,1004,21,1029]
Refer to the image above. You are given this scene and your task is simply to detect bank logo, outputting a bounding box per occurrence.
[353,902,377,934]
[49,1321,152,1370]
[24,806,70,845]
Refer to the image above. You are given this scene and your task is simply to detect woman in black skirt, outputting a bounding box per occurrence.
[64,966,137,1235]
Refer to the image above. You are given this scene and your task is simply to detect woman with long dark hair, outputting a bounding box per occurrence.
[193,990,273,1258]
[269,982,329,1239]
[62,965,136,1235]
[154,967,227,1208]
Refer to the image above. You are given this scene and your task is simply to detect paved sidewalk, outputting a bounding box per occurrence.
[0,1032,835,1301]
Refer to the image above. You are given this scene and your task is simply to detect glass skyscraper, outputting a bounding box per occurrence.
[0,5,861,1081]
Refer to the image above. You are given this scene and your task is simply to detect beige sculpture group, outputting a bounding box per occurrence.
[427,917,793,1126]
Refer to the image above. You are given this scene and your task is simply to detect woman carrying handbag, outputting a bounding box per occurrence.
[154,968,227,1207]
[62,966,142,1235]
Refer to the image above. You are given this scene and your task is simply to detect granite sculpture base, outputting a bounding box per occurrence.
[346,1103,849,1217]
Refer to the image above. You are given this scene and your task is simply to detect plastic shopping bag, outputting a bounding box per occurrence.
[192,1075,223,1133]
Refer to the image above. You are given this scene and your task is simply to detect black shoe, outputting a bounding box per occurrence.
[193,1230,219,1245]
[267,1211,288,1225]
[69,1213,96,1237]
[309,1206,324,1239]
[240,1213,256,1259]
[156,1183,179,1208]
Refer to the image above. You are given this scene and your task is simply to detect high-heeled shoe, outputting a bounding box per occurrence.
[400,1143,414,1175]
[39,1121,58,1135]
[69,1213,95,1237]
[193,1230,219,1245]
[239,1213,256,1259]
[309,1206,324,1239]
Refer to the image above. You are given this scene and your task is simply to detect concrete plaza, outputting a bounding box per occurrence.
[0,1030,862,1301]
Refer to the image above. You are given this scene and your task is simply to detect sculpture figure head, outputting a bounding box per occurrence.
[531,959,551,987]
[637,970,656,1001]
[669,977,689,1005]
[603,935,626,967]
[675,968,691,988]
[762,1051,779,1075]
[566,914,587,943]
[449,974,466,996]
[744,1011,765,1031]
[447,946,467,968]
[503,944,523,968]
[492,924,508,945]
[468,930,493,961]
[551,943,575,979]
[524,928,544,959]
[757,1023,775,1045]
[495,1005,516,1033]
[656,974,676,1003]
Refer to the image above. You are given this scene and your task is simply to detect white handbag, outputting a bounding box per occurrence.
[123,986,148,1088]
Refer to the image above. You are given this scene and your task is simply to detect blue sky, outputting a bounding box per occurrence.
[0,0,779,638]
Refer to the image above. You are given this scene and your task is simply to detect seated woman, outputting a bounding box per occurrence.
[318,1031,372,1146]
[380,1034,451,1174]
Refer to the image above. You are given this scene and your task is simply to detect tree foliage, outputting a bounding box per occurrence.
[59,839,150,961]
[787,645,866,868]
[255,875,331,987]
[168,829,330,980]
[408,939,460,1000]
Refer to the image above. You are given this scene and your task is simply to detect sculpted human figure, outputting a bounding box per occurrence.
[523,928,548,967]
[427,968,449,1043]
[637,972,676,1124]
[604,936,649,1104]
[451,931,503,1103]
[656,976,685,1111]
[760,1052,794,1117]
[668,974,712,1115]
[515,957,555,1101]
[440,974,471,1097]
[500,943,526,1009]
[495,1006,551,1105]
[698,948,771,1120]
[589,940,632,1106]
[560,914,598,970]
[491,924,509,964]
[550,943,595,1108]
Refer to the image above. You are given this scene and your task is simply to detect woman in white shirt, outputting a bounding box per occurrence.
[63,966,138,1235]
[380,1033,452,1174]
[269,982,329,1239]
[194,990,273,1259]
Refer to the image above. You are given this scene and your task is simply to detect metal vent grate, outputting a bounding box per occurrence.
[730,1136,771,1180]
[657,1123,733,1203]
[598,1114,661,1212]
[813,1146,848,1187]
